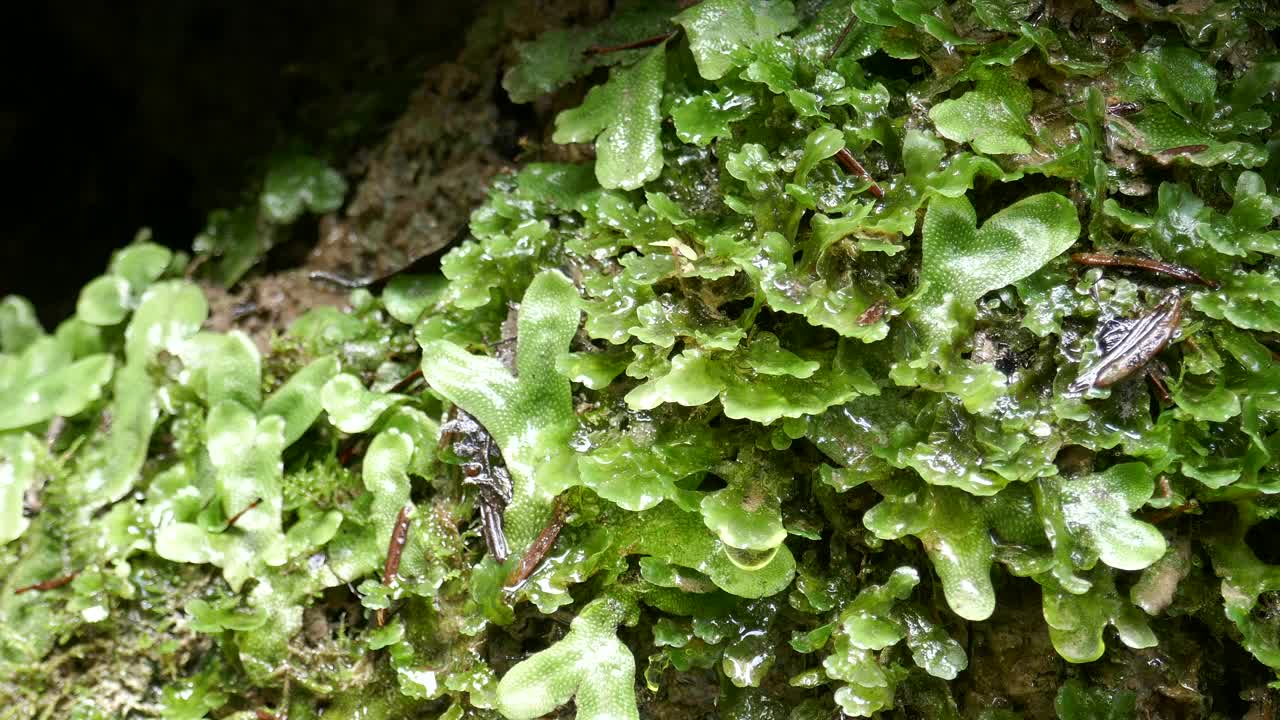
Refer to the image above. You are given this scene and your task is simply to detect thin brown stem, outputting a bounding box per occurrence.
[387,368,423,395]
[338,436,366,467]
[1146,368,1172,404]
[1157,144,1209,158]
[1071,253,1218,288]
[505,500,567,588]
[1143,498,1200,525]
[225,498,263,529]
[833,148,884,199]
[377,506,413,627]
[14,571,79,595]
[585,31,676,56]
[826,13,857,62]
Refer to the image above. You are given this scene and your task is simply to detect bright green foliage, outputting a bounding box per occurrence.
[261,355,340,445]
[502,0,683,103]
[8,1,1280,718]
[0,296,42,353]
[674,0,798,80]
[155,403,289,591]
[155,330,292,591]
[671,84,759,146]
[815,566,967,716]
[0,433,39,544]
[1040,568,1157,664]
[321,372,409,433]
[381,273,447,325]
[1207,508,1280,671]
[195,153,347,286]
[616,502,796,598]
[497,593,640,720]
[552,45,667,190]
[1036,463,1166,584]
[915,192,1080,348]
[260,154,347,223]
[76,239,175,325]
[625,333,876,424]
[700,454,787,552]
[578,424,719,511]
[421,270,580,553]
[864,481,995,621]
[929,67,1034,154]
[0,346,112,432]
[1054,679,1137,720]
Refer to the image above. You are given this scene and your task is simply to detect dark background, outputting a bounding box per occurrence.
[1,1,478,326]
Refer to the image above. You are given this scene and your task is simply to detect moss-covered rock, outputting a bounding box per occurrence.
[4,1,1280,718]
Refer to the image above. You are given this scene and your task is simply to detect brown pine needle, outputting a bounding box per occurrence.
[225,498,263,529]
[834,148,884,199]
[505,500,566,588]
[14,571,80,595]
[826,13,857,62]
[377,506,413,627]
[1071,253,1218,288]
[586,31,676,56]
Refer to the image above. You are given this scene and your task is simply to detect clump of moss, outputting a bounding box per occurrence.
[4,0,1280,717]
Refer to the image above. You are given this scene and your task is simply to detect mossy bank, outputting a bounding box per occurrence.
[3,1,1280,718]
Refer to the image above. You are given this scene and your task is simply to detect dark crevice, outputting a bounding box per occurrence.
[1246,518,1280,566]
[2,0,478,326]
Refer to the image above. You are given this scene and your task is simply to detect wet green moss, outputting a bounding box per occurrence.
[4,0,1280,717]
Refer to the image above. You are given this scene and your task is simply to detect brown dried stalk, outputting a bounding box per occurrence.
[586,31,676,56]
[14,571,79,595]
[833,148,884,199]
[1157,144,1209,158]
[1071,253,1218,288]
[225,498,263,529]
[826,13,857,61]
[505,500,567,588]
[387,368,424,395]
[376,506,413,627]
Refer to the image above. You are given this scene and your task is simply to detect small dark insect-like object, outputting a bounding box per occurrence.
[1106,101,1143,117]
[856,301,888,326]
[1071,253,1218,288]
[1026,0,1046,24]
[1069,291,1183,393]
[443,410,513,562]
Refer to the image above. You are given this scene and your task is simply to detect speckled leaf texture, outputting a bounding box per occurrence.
[552,45,667,190]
